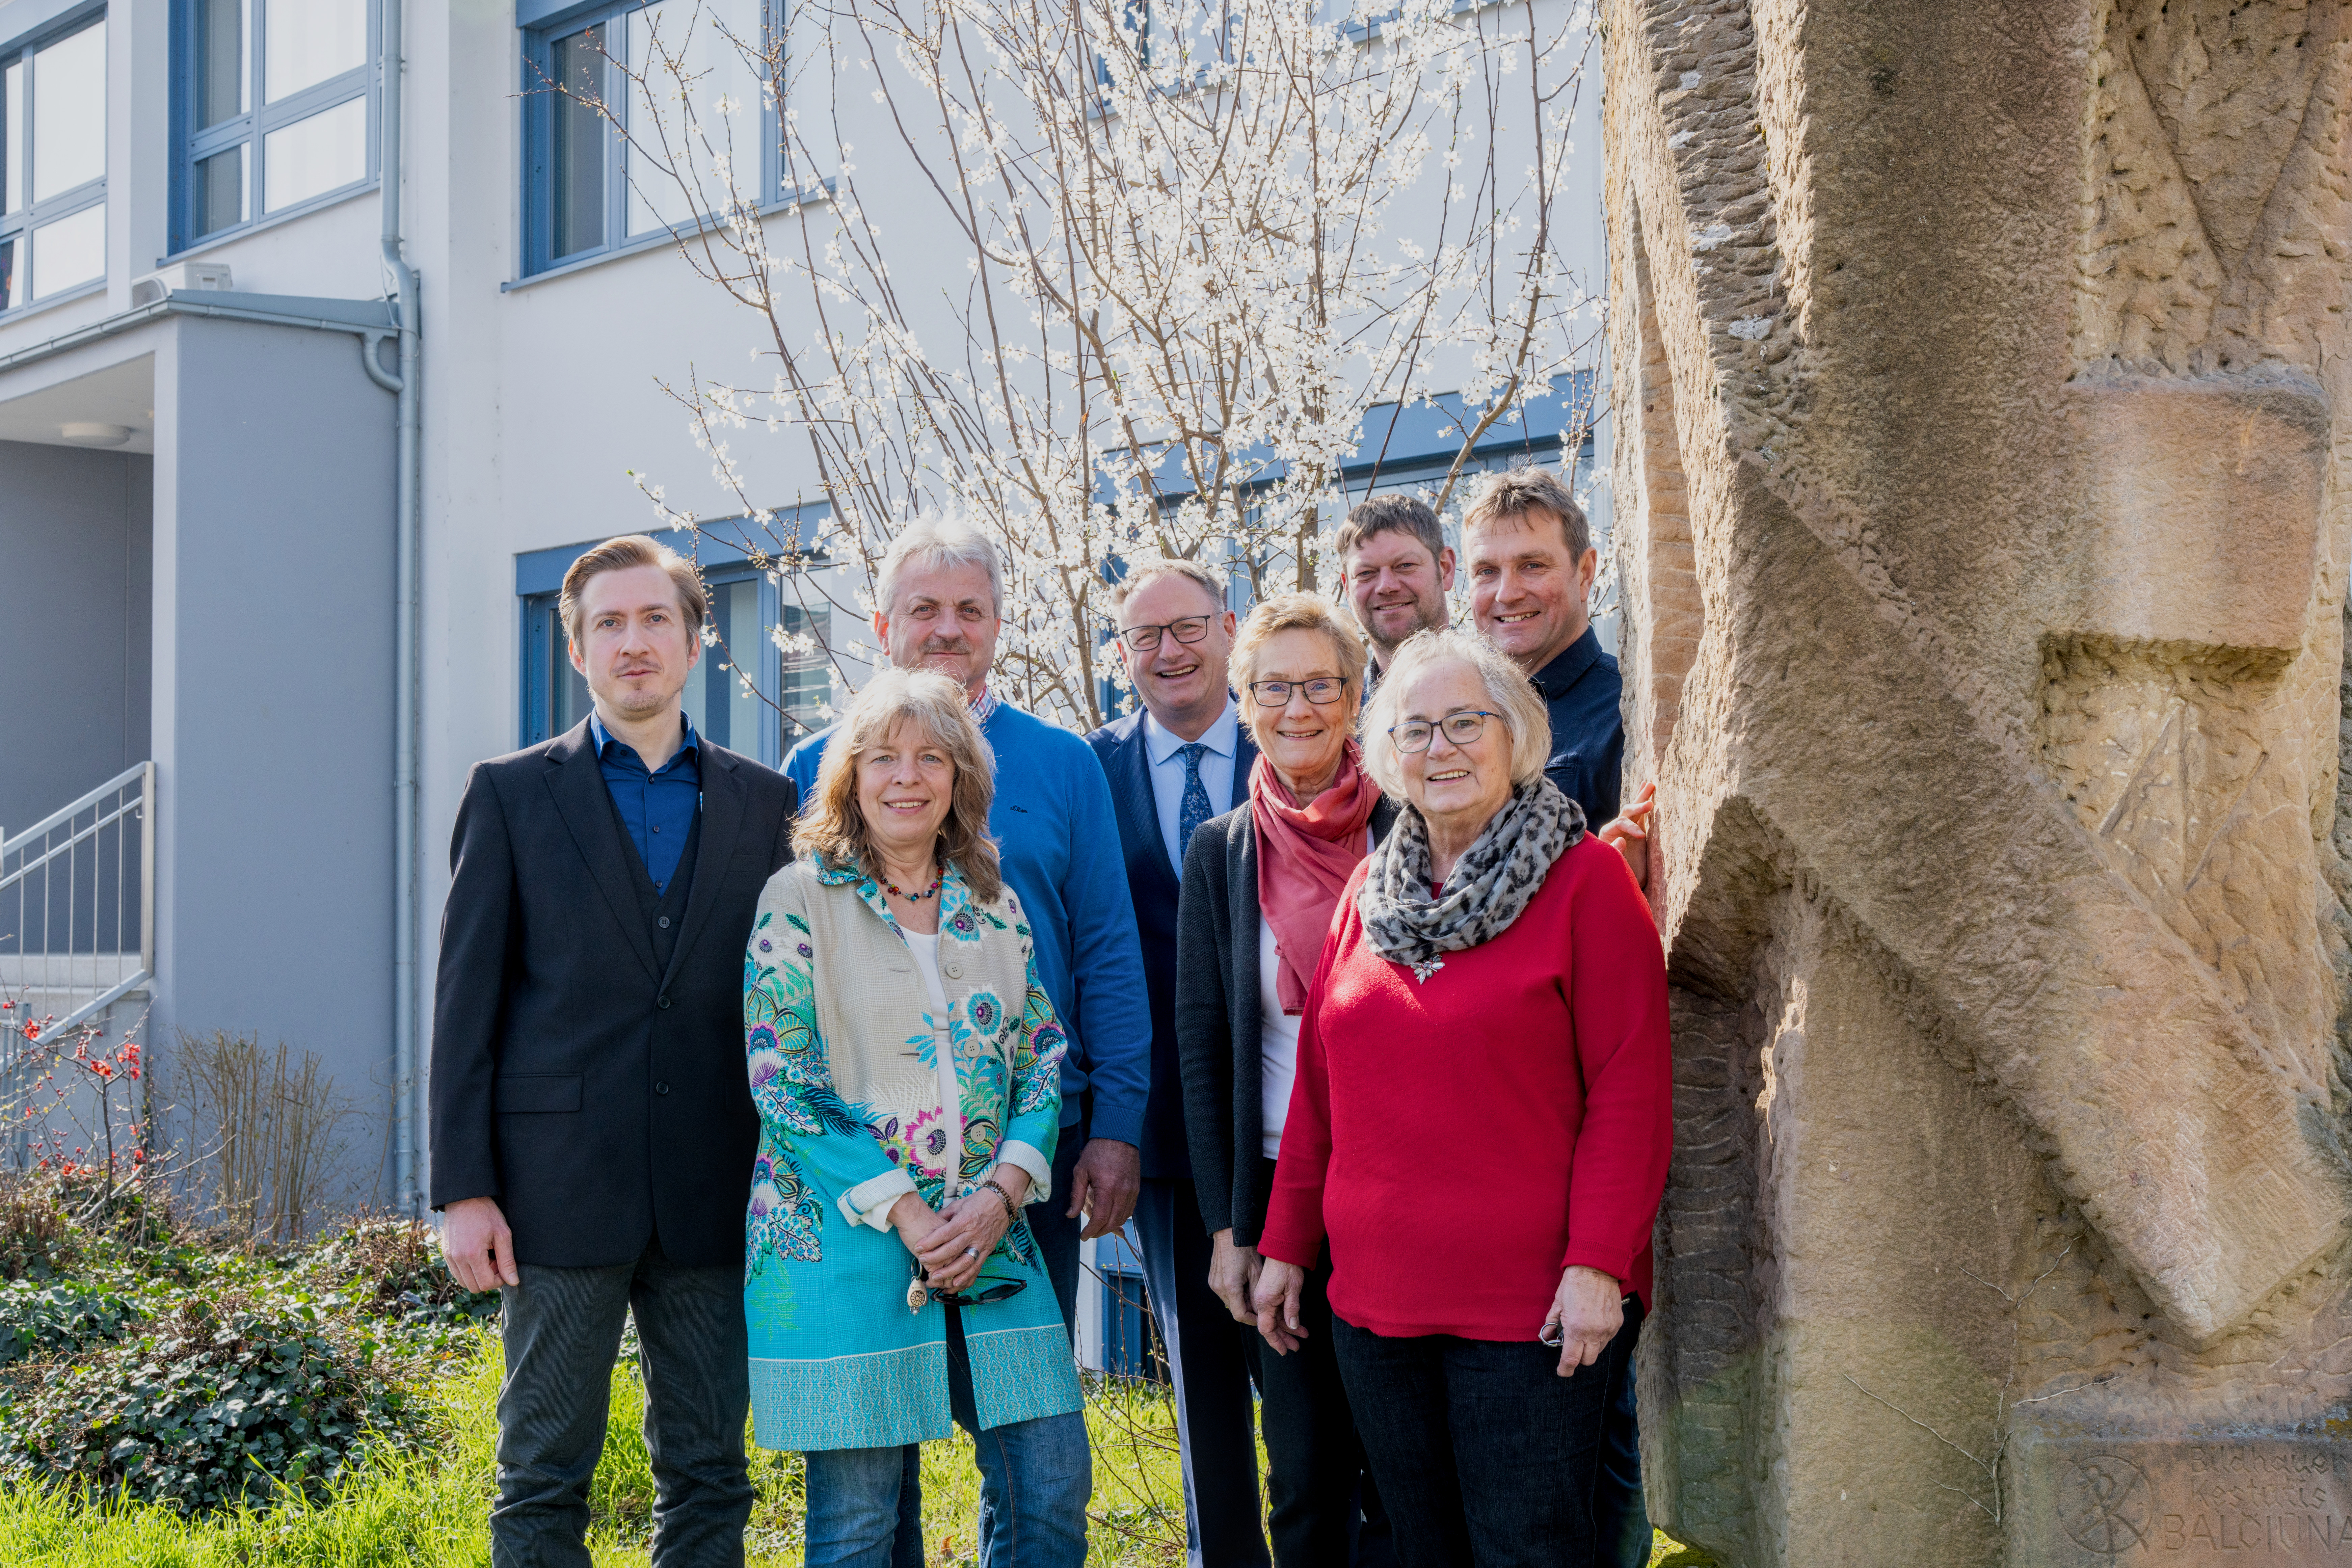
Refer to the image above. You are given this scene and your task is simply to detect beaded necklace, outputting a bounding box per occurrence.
[882,867,943,902]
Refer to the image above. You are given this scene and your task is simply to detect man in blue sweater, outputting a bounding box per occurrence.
[784,517,1154,1564]
[784,516,1153,1313]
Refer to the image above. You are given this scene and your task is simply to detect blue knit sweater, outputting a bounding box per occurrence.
[784,700,1152,1143]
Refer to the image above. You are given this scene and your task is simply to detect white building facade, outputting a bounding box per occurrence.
[0,0,1606,1229]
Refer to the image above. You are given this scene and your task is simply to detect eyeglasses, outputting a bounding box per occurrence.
[1120,616,1213,652]
[931,1279,1028,1307]
[907,1255,1029,1311]
[1248,677,1348,707]
[1389,710,1501,754]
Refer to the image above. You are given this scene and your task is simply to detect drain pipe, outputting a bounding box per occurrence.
[380,0,425,1217]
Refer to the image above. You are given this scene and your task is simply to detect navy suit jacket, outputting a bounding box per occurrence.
[1085,707,1259,1181]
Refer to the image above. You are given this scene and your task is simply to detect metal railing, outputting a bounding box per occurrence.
[0,762,155,1048]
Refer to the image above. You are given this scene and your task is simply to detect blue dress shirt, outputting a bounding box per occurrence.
[1532,626,1624,828]
[1142,698,1241,874]
[589,711,703,895]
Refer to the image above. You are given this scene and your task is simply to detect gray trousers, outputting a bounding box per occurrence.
[493,1238,755,1568]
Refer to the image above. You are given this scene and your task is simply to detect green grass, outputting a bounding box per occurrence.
[0,1325,1704,1566]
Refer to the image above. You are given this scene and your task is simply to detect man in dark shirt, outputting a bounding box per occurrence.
[1461,464,1653,1568]
[432,534,799,1568]
[1337,495,1454,692]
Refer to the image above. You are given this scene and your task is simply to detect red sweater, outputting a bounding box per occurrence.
[1257,835,1673,1340]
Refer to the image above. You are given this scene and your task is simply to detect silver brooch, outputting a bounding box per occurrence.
[1409,957,1445,983]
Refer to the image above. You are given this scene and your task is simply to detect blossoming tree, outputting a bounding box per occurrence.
[590,0,1600,729]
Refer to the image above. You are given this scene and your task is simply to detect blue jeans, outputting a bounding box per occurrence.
[803,1306,1091,1568]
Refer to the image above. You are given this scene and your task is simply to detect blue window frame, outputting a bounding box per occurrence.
[170,0,380,252]
[1,9,108,314]
[520,0,786,277]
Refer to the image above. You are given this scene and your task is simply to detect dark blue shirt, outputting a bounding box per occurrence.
[589,712,702,895]
[1533,626,1623,828]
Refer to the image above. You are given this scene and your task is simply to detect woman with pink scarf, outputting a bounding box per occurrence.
[1175,592,1398,1568]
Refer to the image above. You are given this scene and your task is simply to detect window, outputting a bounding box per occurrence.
[1,15,108,313]
[520,562,833,765]
[523,0,778,275]
[172,0,377,251]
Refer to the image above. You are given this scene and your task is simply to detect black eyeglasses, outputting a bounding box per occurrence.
[908,1255,1030,1310]
[1389,710,1501,754]
[1248,677,1348,706]
[932,1279,1028,1307]
[1120,616,1213,652]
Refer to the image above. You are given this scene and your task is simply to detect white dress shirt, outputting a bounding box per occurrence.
[1143,698,1243,874]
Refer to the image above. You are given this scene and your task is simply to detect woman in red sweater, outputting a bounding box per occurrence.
[1250,628,1672,1568]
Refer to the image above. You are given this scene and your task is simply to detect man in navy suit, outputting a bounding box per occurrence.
[1085,558,1267,1568]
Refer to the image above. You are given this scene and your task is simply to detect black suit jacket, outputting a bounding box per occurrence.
[1174,797,1397,1246]
[428,719,798,1267]
[1084,708,1259,1181]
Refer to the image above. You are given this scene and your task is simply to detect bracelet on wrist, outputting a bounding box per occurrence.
[980,1177,1019,1222]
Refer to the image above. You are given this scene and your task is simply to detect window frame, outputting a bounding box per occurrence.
[1,6,111,317]
[519,0,789,278]
[168,0,381,256]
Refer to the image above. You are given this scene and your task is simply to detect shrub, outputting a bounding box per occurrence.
[0,1288,421,1514]
[0,1280,139,1366]
[0,1180,81,1282]
[306,1218,500,1335]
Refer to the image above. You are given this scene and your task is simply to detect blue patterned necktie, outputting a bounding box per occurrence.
[1176,742,1213,860]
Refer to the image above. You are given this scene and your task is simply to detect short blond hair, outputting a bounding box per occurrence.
[560,535,709,646]
[793,669,1004,905]
[1360,629,1550,798]
[1460,465,1590,559]
[1228,592,1370,699]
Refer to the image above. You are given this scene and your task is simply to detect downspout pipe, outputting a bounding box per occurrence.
[380,0,425,1217]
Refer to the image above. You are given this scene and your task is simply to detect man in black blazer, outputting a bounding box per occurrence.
[1085,559,1268,1568]
[431,535,798,1568]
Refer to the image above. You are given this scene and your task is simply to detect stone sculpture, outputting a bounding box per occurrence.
[1604,1,2352,1562]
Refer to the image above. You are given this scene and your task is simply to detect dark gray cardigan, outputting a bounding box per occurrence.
[1174,796,1399,1247]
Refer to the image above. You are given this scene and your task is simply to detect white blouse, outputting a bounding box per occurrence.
[1258,916,1302,1160]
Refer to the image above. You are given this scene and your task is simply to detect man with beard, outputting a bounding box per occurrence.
[785,516,1150,1567]
[1336,496,1453,693]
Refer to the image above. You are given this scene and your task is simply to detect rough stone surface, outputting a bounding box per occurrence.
[1603,2,2352,1563]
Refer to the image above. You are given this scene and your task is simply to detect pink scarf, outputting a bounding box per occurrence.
[1251,743,1381,1015]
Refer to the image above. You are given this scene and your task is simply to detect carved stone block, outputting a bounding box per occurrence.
[2008,1432,2352,1566]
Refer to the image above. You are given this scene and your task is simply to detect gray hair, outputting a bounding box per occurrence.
[1109,556,1228,614]
[1360,629,1550,798]
[876,515,1004,617]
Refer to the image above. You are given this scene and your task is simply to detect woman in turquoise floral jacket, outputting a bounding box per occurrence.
[744,667,1089,1568]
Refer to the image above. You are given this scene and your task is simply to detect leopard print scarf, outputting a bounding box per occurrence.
[1356,778,1584,982]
